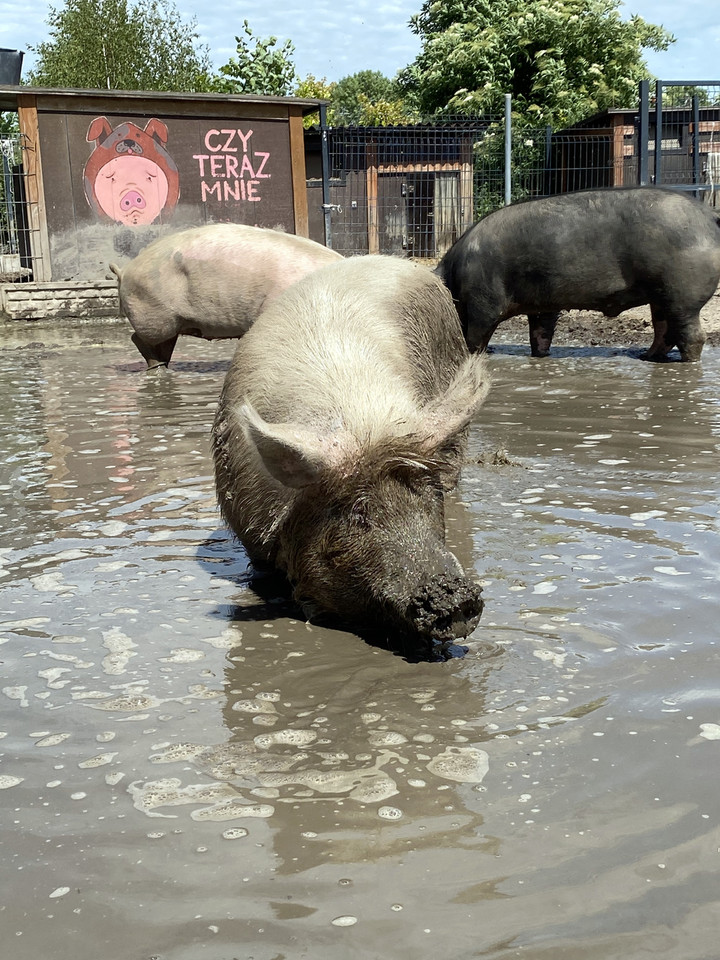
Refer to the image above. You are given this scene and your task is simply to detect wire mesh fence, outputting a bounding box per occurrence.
[321,83,720,259]
[0,135,34,283]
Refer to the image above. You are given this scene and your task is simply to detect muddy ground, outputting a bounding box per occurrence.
[494,288,720,350]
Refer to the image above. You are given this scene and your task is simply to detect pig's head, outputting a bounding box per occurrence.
[240,356,489,650]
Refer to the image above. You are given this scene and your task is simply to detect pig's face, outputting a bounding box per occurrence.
[239,401,484,647]
[93,156,169,226]
[280,471,483,644]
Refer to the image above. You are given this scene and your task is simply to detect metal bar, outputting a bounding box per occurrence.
[504,94,512,205]
[319,103,333,249]
[692,94,700,195]
[638,79,649,185]
[654,80,663,185]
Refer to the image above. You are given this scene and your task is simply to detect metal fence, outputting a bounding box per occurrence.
[320,81,720,259]
[0,135,34,283]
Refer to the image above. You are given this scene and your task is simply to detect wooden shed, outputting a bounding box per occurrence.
[0,85,322,320]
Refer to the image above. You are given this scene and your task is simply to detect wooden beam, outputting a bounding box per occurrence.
[288,109,309,237]
[16,95,52,282]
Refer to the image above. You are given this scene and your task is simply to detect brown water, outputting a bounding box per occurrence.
[1,326,718,960]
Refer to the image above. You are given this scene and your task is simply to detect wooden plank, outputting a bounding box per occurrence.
[612,116,626,186]
[288,109,309,237]
[377,162,463,174]
[366,167,379,255]
[34,93,293,122]
[16,95,52,282]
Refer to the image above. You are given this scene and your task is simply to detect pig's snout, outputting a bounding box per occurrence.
[406,573,484,641]
[120,191,146,212]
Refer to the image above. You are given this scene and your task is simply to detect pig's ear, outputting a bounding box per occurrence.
[240,403,329,489]
[420,353,490,453]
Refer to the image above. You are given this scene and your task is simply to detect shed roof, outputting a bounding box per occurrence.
[0,83,325,114]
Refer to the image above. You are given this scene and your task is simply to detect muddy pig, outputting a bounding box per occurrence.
[435,186,720,361]
[212,256,490,652]
[110,224,342,368]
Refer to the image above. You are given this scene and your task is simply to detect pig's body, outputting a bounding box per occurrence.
[111,224,342,367]
[212,256,489,652]
[435,186,720,361]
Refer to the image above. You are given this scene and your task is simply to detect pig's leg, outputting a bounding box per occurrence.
[131,332,178,369]
[640,307,672,361]
[673,312,706,362]
[528,312,558,357]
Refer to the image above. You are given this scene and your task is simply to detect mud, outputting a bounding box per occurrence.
[1,322,719,960]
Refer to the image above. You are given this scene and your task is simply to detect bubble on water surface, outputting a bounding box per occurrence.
[101,627,137,675]
[78,752,118,768]
[653,566,690,576]
[349,777,399,804]
[34,733,71,747]
[331,916,358,926]
[699,723,720,740]
[367,731,408,747]
[254,729,317,748]
[49,887,70,899]
[89,693,160,712]
[222,827,249,839]
[191,801,274,822]
[128,777,238,817]
[0,775,24,788]
[377,806,403,820]
[426,746,489,784]
[159,648,205,663]
[150,742,206,763]
[232,699,278,715]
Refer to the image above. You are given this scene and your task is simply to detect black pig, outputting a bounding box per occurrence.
[435,186,720,361]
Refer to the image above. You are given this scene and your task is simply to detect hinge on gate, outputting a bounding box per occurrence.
[321,203,342,212]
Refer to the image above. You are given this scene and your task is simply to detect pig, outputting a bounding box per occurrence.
[435,186,720,362]
[212,255,490,653]
[110,224,343,368]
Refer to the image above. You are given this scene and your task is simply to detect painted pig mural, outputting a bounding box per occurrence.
[212,256,489,655]
[435,186,720,361]
[111,223,343,367]
[84,117,180,227]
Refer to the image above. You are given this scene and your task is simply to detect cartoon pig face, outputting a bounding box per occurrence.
[84,118,179,226]
[93,155,170,226]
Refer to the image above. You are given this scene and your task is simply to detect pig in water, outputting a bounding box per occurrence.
[212,256,490,654]
[435,186,720,361]
[110,224,342,368]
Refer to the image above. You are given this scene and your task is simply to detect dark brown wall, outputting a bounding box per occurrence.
[38,107,296,280]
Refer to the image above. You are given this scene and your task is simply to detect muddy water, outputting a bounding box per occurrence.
[1,326,718,960]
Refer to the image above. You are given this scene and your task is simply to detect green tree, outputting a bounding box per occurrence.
[294,75,337,128]
[28,0,212,91]
[210,20,296,96]
[0,113,20,137]
[399,0,675,126]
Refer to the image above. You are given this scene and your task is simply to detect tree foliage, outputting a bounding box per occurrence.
[210,20,297,96]
[399,0,675,126]
[28,0,212,91]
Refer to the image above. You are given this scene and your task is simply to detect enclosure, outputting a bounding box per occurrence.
[306,80,720,256]
[1,322,718,960]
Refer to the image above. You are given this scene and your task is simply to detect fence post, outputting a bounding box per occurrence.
[638,80,649,185]
[504,94,512,205]
[692,94,700,196]
[319,104,333,249]
[654,80,663,185]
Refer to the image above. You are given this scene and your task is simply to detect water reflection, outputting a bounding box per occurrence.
[0,328,718,959]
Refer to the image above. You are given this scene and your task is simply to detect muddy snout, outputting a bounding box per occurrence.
[406,573,484,641]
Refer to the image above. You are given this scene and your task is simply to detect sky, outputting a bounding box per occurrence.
[1,0,719,87]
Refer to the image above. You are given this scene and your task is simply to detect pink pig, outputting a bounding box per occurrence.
[84,118,179,226]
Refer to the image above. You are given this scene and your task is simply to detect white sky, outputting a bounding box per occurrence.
[1,0,719,87]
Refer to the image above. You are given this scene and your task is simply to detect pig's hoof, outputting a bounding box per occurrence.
[407,574,484,642]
